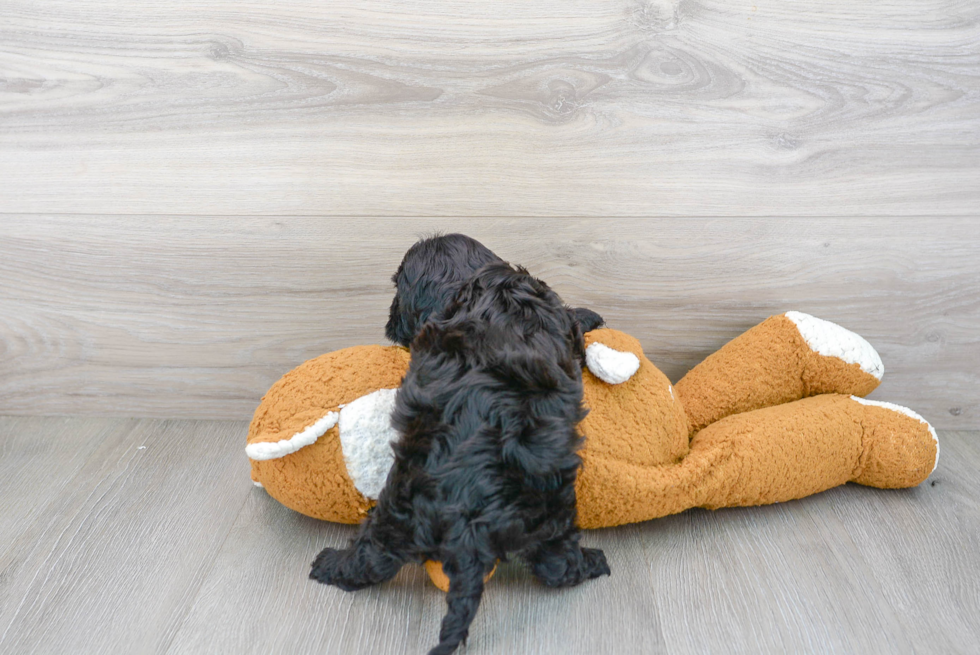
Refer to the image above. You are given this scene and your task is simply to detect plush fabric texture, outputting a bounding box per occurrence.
[577,394,938,528]
[246,315,937,540]
[674,313,883,435]
[785,311,884,379]
[573,330,690,528]
[849,396,939,486]
[425,560,498,594]
[585,341,641,384]
[337,388,400,500]
[247,344,410,522]
[245,411,338,461]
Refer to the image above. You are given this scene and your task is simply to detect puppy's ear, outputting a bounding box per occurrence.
[568,311,587,367]
[570,307,604,333]
[385,294,415,347]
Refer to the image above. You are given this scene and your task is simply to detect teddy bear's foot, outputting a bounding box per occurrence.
[850,396,939,489]
[785,312,884,382]
[425,560,499,593]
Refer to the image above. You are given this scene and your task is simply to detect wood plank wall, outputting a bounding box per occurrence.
[1,218,976,428]
[1,1,978,427]
[1,0,977,216]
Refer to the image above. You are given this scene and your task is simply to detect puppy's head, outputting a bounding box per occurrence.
[385,234,503,346]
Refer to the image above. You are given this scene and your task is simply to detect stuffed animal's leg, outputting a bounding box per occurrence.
[576,394,938,529]
[688,394,938,509]
[674,312,884,434]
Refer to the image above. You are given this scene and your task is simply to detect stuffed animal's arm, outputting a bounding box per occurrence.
[575,394,938,529]
[674,312,884,435]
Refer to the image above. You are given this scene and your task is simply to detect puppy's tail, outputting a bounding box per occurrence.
[428,550,488,655]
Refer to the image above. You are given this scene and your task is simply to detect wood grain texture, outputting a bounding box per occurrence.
[1,417,977,654]
[1,216,977,428]
[0,415,127,633]
[0,417,115,555]
[164,496,436,655]
[640,433,980,654]
[1,0,978,216]
[0,417,253,655]
[166,492,667,655]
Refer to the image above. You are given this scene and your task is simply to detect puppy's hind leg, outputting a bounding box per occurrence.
[310,516,407,592]
[525,530,610,588]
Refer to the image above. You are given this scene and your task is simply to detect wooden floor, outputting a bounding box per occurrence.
[1,416,978,655]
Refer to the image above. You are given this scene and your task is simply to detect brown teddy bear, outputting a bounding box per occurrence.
[246,312,938,589]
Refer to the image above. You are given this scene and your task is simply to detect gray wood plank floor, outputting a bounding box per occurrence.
[1,417,977,655]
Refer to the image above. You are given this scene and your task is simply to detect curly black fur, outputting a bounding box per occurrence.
[312,235,610,655]
[385,234,605,346]
[384,234,504,347]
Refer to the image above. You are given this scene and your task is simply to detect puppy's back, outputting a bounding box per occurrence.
[391,263,585,535]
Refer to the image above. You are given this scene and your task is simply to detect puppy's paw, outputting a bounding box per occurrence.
[311,543,405,591]
[581,547,611,580]
[310,547,364,591]
[531,544,611,588]
[310,547,343,583]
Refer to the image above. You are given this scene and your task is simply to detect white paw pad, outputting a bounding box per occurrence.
[785,311,884,380]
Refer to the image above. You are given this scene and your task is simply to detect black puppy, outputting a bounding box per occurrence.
[385,234,605,345]
[384,234,504,347]
[311,235,610,655]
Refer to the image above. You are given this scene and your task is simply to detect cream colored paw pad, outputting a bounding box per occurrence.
[786,311,884,380]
